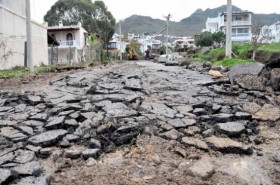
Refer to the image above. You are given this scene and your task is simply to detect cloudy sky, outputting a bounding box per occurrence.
[31,0,280,23]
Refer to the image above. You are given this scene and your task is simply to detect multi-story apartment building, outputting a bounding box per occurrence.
[203,11,252,42]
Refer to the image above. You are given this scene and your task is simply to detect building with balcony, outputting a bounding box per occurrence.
[0,0,48,69]
[173,36,196,50]
[203,11,252,42]
[261,21,280,43]
[47,22,88,64]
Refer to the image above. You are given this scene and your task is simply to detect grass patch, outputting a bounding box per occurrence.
[0,67,29,78]
[258,43,280,53]
[214,58,255,68]
[233,43,252,57]
[200,47,225,62]
[0,66,53,79]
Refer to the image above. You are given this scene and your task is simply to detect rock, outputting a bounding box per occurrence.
[0,169,14,184]
[203,61,213,69]
[182,137,208,151]
[211,113,234,123]
[13,161,43,176]
[0,151,15,165]
[25,145,42,153]
[159,129,183,140]
[45,116,65,129]
[124,78,142,91]
[29,113,48,122]
[16,126,34,136]
[182,118,196,127]
[82,149,101,160]
[206,136,252,154]
[253,104,280,121]
[183,126,201,136]
[89,138,102,149]
[0,127,28,142]
[188,157,215,180]
[239,93,248,99]
[235,74,265,91]
[212,104,222,113]
[235,112,252,119]
[228,63,264,84]
[28,129,68,146]
[175,105,193,115]
[27,95,42,105]
[216,122,245,136]
[242,102,261,115]
[151,155,162,165]
[141,102,177,118]
[14,104,27,113]
[160,123,173,131]
[208,70,224,78]
[22,120,45,127]
[202,129,214,138]
[167,119,186,128]
[193,108,207,115]
[65,149,82,159]
[11,176,48,185]
[64,119,79,128]
[179,60,191,67]
[270,68,280,91]
[39,148,53,158]
[60,139,70,148]
[86,158,98,167]
[101,102,138,118]
[65,134,80,142]
[13,150,36,164]
[58,110,75,117]
[0,106,13,112]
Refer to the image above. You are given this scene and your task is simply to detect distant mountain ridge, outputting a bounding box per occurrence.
[116,5,280,36]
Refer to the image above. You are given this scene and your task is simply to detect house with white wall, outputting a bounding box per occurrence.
[47,22,88,64]
[173,36,196,49]
[203,11,252,42]
[261,21,280,43]
[0,0,48,69]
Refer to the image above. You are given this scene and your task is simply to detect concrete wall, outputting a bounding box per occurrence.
[0,5,48,69]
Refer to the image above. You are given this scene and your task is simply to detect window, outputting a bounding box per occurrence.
[66,33,73,45]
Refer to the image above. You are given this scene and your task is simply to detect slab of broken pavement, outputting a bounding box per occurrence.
[0,59,280,185]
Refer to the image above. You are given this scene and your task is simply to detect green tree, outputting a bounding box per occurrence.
[44,0,116,53]
[212,31,226,47]
[194,31,213,47]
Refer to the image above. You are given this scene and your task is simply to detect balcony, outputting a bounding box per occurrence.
[58,40,80,48]
[232,21,251,26]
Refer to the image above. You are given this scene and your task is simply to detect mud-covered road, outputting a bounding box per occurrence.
[0,61,279,185]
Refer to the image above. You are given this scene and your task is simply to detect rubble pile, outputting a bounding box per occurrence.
[0,61,279,184]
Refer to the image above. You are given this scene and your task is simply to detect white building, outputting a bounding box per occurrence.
[203,11,252,42]
[173,36,196,49]
[47,22,88,64]
[0,0,48,69]
[261,21,280,43]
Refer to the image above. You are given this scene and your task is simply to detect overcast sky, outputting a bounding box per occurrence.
[31,0,280,23]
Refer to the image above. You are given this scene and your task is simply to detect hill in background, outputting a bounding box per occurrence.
[116,5,280,36]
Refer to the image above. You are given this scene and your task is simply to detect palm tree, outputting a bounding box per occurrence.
[226,0,232,58]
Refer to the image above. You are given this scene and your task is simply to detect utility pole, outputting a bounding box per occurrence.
[119,20,122,61]
[26,0,33,71]
[226,0,232,58]
[165,14,171,56]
